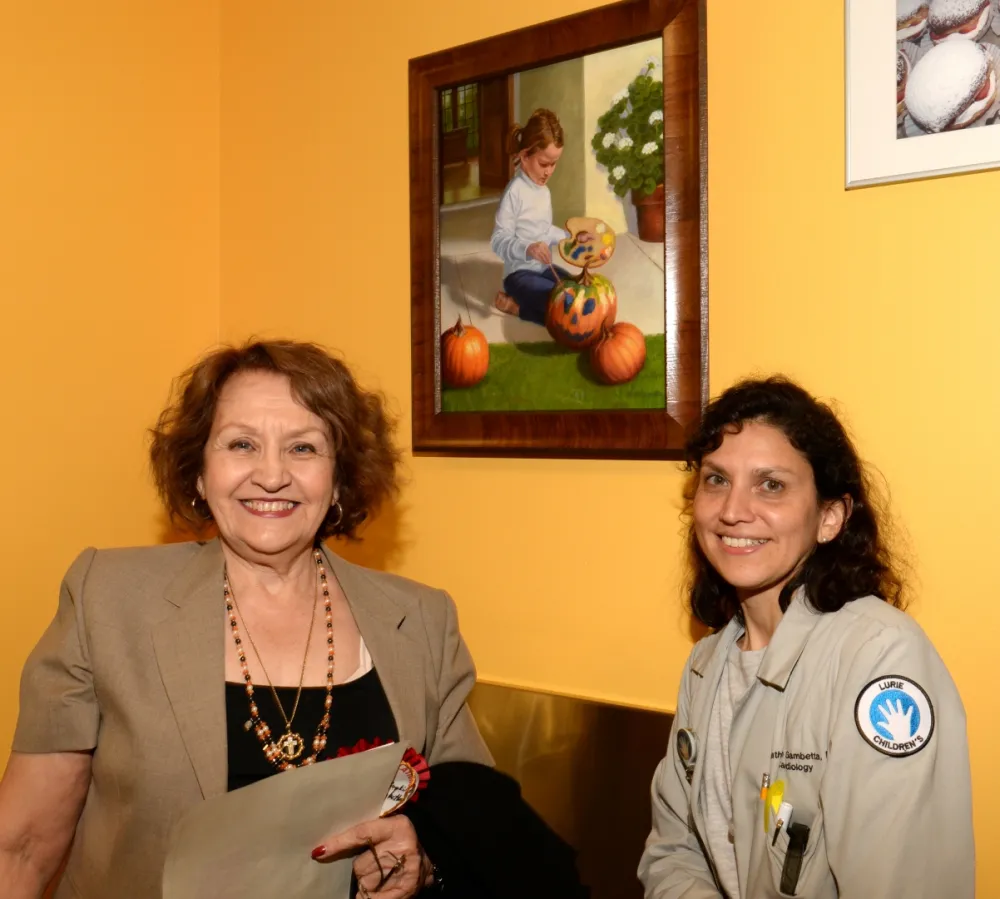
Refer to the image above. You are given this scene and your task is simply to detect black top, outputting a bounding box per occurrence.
[225,668,399,792]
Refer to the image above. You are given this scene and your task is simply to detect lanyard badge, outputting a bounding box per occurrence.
[677,728,697,783]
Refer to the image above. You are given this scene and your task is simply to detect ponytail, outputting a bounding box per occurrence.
[506,123,525,164]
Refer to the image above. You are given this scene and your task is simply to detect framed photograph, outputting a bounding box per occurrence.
[408,0,707,458]
[847,0,1000,188]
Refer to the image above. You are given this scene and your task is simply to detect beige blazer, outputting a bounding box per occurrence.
[13,539,492,899]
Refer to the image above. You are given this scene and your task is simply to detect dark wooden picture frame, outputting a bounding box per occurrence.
[409,0,707,458]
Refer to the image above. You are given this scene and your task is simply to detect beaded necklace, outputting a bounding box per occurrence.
[224,549,335,770]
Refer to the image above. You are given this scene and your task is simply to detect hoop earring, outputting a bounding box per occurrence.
[329,501,344,528]
[190,496,210,520]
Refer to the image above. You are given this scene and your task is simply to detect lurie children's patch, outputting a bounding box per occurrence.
[854,675,934,757]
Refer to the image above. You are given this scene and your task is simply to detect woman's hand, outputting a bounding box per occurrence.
[526,241,552,264]
[312,815,433,898]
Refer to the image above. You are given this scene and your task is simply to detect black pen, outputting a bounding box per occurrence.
[772,802,793,846]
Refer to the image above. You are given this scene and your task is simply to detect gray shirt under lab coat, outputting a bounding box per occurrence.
[639,591,974,898]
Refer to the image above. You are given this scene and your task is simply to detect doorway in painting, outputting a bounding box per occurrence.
[440,75,513,207]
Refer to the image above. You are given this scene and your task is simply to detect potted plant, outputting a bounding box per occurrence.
[591,58,665,243]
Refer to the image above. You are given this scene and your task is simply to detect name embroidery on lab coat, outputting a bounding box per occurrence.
[770,749,823,773]
[854,675,935,757]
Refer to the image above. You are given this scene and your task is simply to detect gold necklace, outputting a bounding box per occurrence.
[224,550,335,767]
[235,586,316,760]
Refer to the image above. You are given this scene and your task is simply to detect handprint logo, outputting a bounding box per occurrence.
[855,676,933,758]
[870,689,919,742]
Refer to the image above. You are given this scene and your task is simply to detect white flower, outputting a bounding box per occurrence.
[648,109,663,124]
[645,55,659,71]
[641,141,657,155]
[612,165,626,180]
[617,136,634,150]
[620,108,629,118]
[601,132,615,149]
[611,88,628,105]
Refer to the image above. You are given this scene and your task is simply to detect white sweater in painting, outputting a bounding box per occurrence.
[490,169,569,277]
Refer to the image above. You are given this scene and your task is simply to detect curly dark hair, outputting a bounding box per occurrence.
[149,339,401,540]
[682,376,905,629]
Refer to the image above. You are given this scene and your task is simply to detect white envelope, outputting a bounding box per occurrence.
[162,742,407,899]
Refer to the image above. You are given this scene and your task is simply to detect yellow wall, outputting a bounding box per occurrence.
[4,0,999,891]
[0,1,220,749]
[220,0,1000,891]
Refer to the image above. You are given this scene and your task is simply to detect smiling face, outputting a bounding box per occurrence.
[198,371,336,564]
[692,421,845,608]
[520,142,563,186]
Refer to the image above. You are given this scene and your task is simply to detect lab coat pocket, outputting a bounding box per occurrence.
[766,809,824,897]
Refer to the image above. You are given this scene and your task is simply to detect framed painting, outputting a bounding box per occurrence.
[847,0,1000,187]
[409,0,707,457]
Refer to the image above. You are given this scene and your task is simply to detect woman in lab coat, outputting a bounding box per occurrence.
[639,376,973,898]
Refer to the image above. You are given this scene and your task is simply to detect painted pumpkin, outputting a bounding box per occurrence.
[441,316,488,388]
[545,272,618,350]
[589,321,646,385]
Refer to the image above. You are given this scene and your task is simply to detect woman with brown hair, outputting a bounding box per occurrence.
[0,339,492,898]
[639,377,972,897]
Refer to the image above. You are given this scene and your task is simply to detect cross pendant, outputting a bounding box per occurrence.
[277,730,305,761]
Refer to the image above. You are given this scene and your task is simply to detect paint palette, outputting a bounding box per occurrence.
[558,216,616,269]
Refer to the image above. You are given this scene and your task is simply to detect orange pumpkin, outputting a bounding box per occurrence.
[589,321,646,385]
[545,271,617,350]
[441,316,489,388]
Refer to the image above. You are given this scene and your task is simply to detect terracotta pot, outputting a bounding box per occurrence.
[631,183,665,243]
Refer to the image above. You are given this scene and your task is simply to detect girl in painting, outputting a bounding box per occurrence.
[491,108,592,325]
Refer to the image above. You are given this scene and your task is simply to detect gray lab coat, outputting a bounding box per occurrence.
[638,591,974,898]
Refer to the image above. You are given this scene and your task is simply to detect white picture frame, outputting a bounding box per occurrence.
[846,0,1000,188]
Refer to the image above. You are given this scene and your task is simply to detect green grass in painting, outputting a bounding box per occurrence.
[442,335,665,413]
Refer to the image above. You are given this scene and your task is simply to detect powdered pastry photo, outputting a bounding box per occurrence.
[897,0,1000,136]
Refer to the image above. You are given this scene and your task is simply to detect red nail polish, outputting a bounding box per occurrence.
[311,846,326,860]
